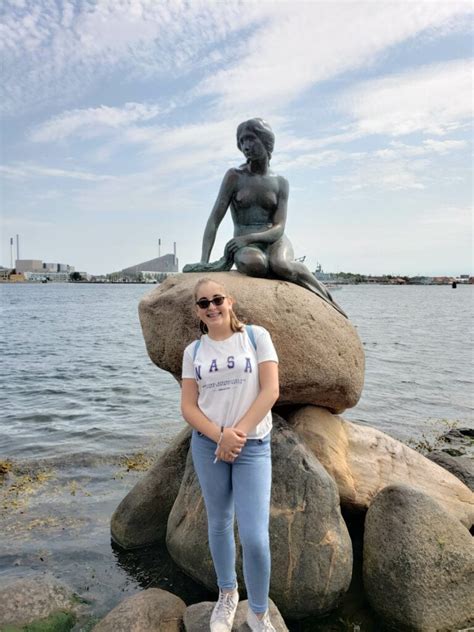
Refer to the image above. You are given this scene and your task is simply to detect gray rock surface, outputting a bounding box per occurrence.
[427,450,474,491]
[0,574,77,628]
[167,417,353,619]
[92,588,186,632]
[183,599,288,631]
[363,484,474,631]
[290,405,474,528]
[111,426,191,549]
[139,272,364,412]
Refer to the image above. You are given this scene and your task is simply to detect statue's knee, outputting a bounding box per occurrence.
[235,248,268,277]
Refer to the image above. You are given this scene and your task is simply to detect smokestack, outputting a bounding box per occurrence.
[10,237,13,268]
[173,241,177,265]
[16,234,20,261]
[158,237,161,258]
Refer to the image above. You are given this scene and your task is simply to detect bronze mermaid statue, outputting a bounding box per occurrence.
[183,118,347,318]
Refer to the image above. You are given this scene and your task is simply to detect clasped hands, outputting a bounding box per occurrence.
[215,428,247,463]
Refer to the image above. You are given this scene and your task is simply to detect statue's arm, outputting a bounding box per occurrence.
[200,169,237,263]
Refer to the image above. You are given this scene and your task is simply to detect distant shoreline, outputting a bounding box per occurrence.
[1,280,473,287]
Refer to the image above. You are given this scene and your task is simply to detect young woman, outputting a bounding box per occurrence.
[181,277,279,632]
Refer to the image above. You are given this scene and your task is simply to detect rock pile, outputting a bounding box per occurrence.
[111,272,474,630]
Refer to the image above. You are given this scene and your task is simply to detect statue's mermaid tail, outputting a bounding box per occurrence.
[295,276,347,318]
[318,286,347,319]
[183,252,234,273]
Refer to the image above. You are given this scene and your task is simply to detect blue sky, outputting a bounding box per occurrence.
[1,0,472,276]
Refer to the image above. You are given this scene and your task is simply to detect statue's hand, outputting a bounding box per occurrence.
[225,236,249,255]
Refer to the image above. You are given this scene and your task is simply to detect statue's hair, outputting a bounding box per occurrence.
[236,118,275,161]
[193,277,244,335]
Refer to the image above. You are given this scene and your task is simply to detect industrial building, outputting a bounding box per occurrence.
[117,252,178,278]
[14,259,75,282]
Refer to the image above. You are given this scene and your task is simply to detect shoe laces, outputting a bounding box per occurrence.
[252,610,275,631]
[213,590,237,621]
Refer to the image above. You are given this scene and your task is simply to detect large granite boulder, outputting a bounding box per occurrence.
[183,599,288,631]
[111,426,191,549]
[139,272,364,413]
[167,418,353,619]
[363,484,474,631]
[92,588,186,632]
[0,574,78,629]
[290,405,474,528]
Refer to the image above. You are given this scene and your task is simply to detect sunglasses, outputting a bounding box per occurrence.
[196,296,226,309]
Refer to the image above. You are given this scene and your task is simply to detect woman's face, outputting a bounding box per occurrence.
[238,129,267,161]
[195,281,234,330]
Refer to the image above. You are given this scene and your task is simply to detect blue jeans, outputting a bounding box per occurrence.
[191,430,272,614]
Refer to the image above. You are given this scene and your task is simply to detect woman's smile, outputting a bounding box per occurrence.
[195,281,234,333]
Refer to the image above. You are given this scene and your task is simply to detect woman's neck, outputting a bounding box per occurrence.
[207,324,234,341]
[248,156,269,175]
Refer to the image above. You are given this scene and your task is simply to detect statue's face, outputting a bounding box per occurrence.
[238,129,267,161]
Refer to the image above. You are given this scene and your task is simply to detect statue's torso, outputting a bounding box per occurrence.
[230,168,281,236]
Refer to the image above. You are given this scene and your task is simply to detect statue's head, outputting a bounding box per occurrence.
[236,118,275,161]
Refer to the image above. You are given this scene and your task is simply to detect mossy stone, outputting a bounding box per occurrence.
[0,611,76,632]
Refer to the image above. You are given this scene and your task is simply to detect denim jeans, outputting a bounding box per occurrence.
[191,429,272,614]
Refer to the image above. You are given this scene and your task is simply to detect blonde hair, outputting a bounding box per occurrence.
[193,277,244,335]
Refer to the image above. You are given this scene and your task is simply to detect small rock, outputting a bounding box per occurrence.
[92,588,186,632]
[111,426,191,549]
[167,416,353,619]
[183,599,288,631]
[290,405,474,528]
[427,450,474,491]
[363,484,474,631]
[0,574,77,628]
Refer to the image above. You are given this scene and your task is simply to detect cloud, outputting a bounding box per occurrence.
[0,163,115,182]
[195,2,472,113]
[1,0,271,116]
[329,133,470,194]
[2,1,472,118]
[373,138,468,160]
[343,58,472,137]
[418,206,472,227]
[333,160,427,192]
[30,102,163,142]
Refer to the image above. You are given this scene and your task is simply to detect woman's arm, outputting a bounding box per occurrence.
[234,361,279,435]
[201,169,238,262]
[215,361,278,460]
[225,176,289,255]
[181,378,247,450]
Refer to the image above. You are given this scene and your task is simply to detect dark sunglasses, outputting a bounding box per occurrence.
[196,296,226,309]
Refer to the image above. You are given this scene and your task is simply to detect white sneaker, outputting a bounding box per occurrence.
[246,608,276,632]
[210,587,239,632]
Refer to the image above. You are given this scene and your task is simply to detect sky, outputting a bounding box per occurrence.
[1,0,473,276]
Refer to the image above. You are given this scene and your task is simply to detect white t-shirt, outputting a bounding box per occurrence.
[182,325,278,439]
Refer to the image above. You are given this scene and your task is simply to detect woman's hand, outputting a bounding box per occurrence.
[214,428,247,462]
[224,236,250,255]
